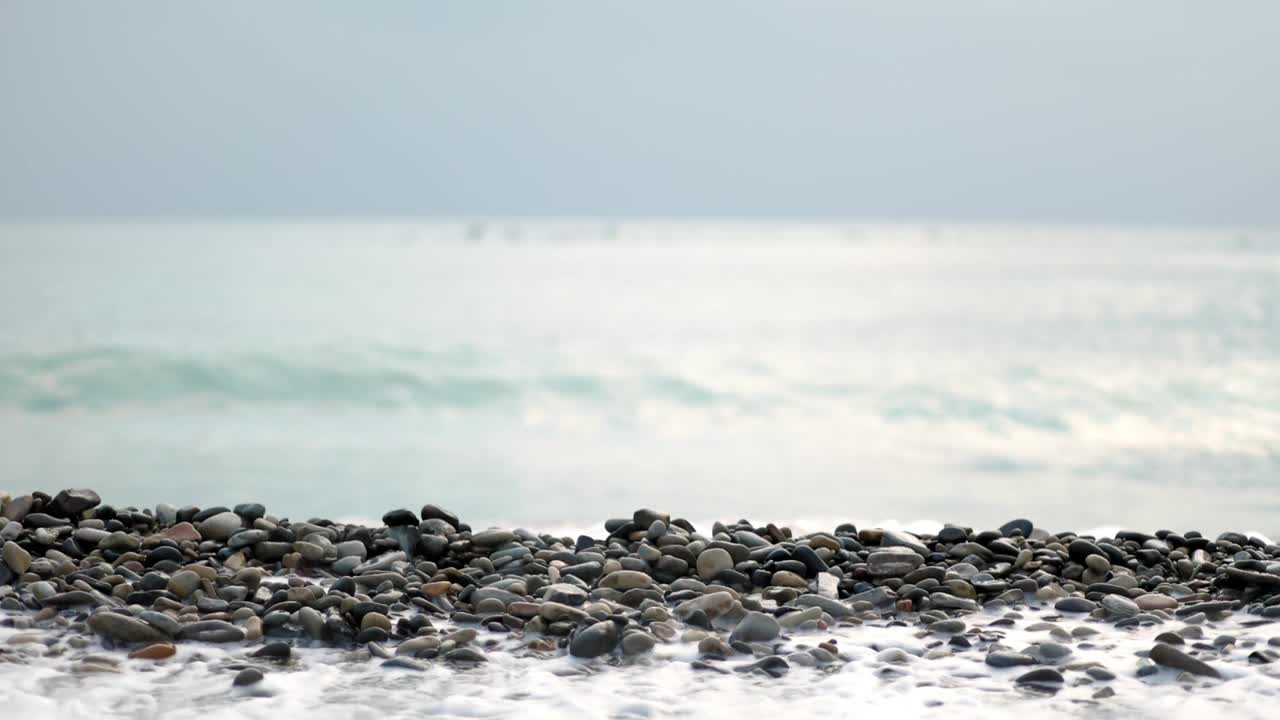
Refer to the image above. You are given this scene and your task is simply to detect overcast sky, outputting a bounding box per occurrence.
[1,2,1277,224]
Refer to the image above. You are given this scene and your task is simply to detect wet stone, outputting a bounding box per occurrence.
[729,611,780,644]
[986,650,1037,667]
[1055,597,1097,613]
[867,549,924,577]
[1149,643,1221,678]
[233,668,265,686]
[1016,668,1065,686]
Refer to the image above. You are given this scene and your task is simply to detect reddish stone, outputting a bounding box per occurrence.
[161,522,201,543]
[129,643,176,660]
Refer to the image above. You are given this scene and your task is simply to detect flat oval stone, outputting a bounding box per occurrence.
[88,612,170,644]
[867,549,924,577]
[128,642,176,660]
[599,570,653,590]
[1055,597,1097,613]
[1101,594,1139,617]
[1136,594,1178,611]
[986,651,1036,667]
[470,529,515,546]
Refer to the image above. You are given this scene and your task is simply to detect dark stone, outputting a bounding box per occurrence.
[999,519,1033,538]
[1149,643,1221,678]
[791,545,829,576]
[1055,597,1097,613]
[1249,649,1279,664]
[733,655,790,678]
[1136,549,1165,566]
[1224,567,1280,588]
[191,506,231,523]
[685,609,713,631]
[986,651,1036,667]
[22,513,64,528]
[444,647,487,663]
[234,503,267,524]
[381,509,418,527]
[355,627,389,643]
[632,508,669,529]
[51,488,102,517]
[233,668,264,686]
[178,620,246,643]
[1068,539,1104,563]
[420,534,448,559]
[348,602,390,626]
[1175,601,1237,617]
[569,619,620,658]
[420,504,460,529]
[382,657,426,671]
[1016,668,1064,685]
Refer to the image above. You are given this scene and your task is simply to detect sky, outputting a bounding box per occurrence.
[1,1,1278,224]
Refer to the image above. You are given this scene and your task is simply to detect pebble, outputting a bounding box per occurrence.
[880,530,929,556]
[52,488,101,516]
[444,647,487,663]
[866,549,924,577]
[1016,668,1064,686]
[928,619,965,634]
[734,655,790,678]
[3,489,1280,694]
[87,612,170,644]
[382,657,426,671]
[128,643,176,660]
[1085,554,1111,573]
[793,594,855,618]
[1135,594,1178,611]
[233,668,265,686]
[986,651,1036,667]
[696,548,733,579]
[1,541,32,574]
[729,611,780,644]
[1100,594,1139,617]
[1054,597,1097,613]
[166,570,202,598]
[470,529,515,546]
[1149,642,1221,678]
[197,512,243,541]
[600,570,653,590]
[876,647,912,663]
[569,620,620,658]
[621,632,656,655]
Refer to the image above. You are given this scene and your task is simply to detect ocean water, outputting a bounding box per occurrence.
[2,221,1279,535]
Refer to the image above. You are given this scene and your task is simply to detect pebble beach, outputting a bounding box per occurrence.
[3,489,1280,718]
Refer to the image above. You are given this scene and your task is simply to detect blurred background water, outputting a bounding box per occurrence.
[1,222,1278,535]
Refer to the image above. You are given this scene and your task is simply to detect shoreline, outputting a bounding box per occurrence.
[3,489,1280,716]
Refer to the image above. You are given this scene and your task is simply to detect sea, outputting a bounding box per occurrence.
[4,221,1280,720]
[1,221,1278,536]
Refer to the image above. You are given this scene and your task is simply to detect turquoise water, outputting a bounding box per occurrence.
[2,222,1278,533]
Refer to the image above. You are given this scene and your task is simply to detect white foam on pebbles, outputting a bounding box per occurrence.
[5,604,1280,720]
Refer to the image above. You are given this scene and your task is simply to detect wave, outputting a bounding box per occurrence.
[2,345,1277,460]
[0,344,730,413]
